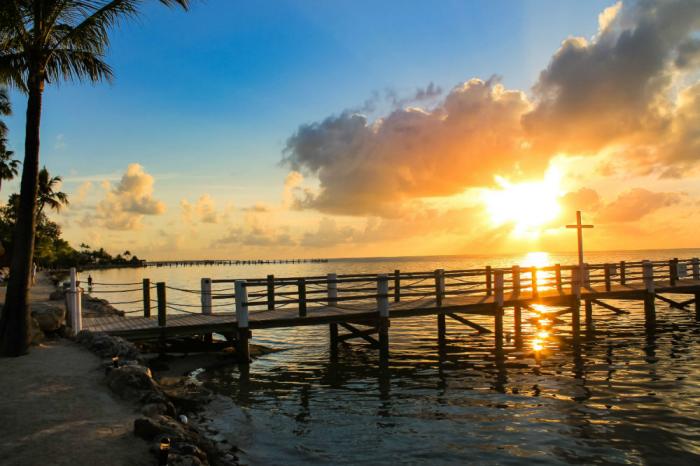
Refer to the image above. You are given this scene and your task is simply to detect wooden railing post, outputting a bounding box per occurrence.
[327,273,338,306]
[511,265,521,294]
[604,264,612,292]
[620,261,626,285]
[157,282,167,328]
[555,264,562,290]
[234,280,250,363]
[435,269,445,343]
[531,267,538,298]
[642,260,656,326]
[571,267,581,299]
[266,274,275,311]
[201,278,212,315]
[494,270,504,351]
[298,278,307,317]
[142,278,151,318]
[570,268,581,342]
[669,259,677,286]
[377,274,390,357]
[692,258,700,280]
[485,266,493,296]
[394,269,401,302]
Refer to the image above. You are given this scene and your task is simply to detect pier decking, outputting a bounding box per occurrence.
[80,258,700,361]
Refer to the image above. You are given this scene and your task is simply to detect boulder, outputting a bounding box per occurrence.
[106,364,168,404]
[30,303,65,333]
[134,415,190,441]
[29,316,44,345]
[76,331,142,362]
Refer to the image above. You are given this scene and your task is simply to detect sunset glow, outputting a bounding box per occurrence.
[482,168,563,238]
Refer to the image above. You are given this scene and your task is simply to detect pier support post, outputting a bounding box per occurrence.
[486,266,492,296]
[394,269,401,302]
[512,265,521,295]
[513,305,522,346]
[643,261,656,328]
[692,258,699,280]
[494,270,504,352]
[435,269,446,345]
[620,261,626,285]
[377,275,390,360]
[695,292,700,321]
[201,278,213,344]
[531,267,538,298]
[328,273,339,356]
[235,280,251,363]
[585,300,593,336]
[555,264,562,291]
[142,278,151,318]
[298,279,307,317]
[604,264,612,292]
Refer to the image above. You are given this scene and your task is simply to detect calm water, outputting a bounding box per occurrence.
[88,250,700,465]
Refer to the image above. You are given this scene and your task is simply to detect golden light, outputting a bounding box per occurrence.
[523,251,551,268]
[482,167,563,237]
[537,329,549,339]
[532,339,544,351]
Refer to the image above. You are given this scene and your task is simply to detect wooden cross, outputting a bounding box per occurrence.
[566,211,593,266]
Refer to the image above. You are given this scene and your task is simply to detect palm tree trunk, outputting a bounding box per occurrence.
[0,76,43,357]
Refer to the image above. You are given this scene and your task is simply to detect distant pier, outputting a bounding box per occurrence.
[145,258,328,267]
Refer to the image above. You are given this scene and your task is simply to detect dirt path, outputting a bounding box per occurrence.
[0,274,152,465]
[0,339,152,466]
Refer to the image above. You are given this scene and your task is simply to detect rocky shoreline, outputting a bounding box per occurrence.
[77,331,240,466]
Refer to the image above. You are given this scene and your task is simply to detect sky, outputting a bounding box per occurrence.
[3,0,700,260]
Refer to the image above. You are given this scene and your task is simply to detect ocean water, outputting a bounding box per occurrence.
[87,249,700,465]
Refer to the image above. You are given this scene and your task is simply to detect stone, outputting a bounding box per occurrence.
[134,415,189,441]
[29,317,44,345]
[106,364,168,404]
[30,303,66,333]
[77,331,143,362]
[141,403,173,418]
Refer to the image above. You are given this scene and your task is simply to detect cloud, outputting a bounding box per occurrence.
[283,0,700,217]
[90,164,166,230]
[596,188,682,223]
[283,78,535,216]
[181,194,220,224]
[524,0,700,161]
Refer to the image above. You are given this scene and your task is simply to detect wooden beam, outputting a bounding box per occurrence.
[338,322,380,347]
[447,313,491,333]
[654,293,690,309]
[590,298,629,314]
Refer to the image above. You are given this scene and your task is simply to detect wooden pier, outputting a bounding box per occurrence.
[82,258,700,363]
[145,258,328,267]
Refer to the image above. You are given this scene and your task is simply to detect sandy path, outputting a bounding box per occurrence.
[0,274,152,465]
[0,339,152,466]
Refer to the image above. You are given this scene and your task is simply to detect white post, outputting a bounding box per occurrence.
[377,275,389,317]
[494,270,504,307]
[327,273,338,306]
[68,268,82,335]
[643,260,655,293]
[201,278,212,315]
[234,280,249,329]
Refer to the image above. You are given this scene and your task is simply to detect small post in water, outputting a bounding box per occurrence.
[156,282,167,352]
[142,278,151,318]
[234,280,251,363]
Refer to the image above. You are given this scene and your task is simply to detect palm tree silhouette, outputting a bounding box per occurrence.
[0,88,19,193]
[36,167,69,217]
[0,0,191,356]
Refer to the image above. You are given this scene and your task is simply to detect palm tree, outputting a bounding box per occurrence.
[0,1,190,357]
[0,87,19,192]
[36,167,68,217]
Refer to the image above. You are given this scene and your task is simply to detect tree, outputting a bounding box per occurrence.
[0,87,19,192]
[0,0,190,357]
[36,167,68,216]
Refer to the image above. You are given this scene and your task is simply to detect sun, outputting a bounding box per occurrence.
[482,167,563,237]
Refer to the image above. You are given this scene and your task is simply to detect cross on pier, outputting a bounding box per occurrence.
[566,210,593,266]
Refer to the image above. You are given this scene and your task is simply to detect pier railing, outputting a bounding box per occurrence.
[80,257,700,324]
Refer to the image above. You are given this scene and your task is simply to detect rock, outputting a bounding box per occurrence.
[77,331,143,362]
[134,415,190,441]
[30,303,65,333]
[107,364,169,405]
[141,403,173,418]
[159,377,213,412]
[29,317,44,345]
[168,455,206,466]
